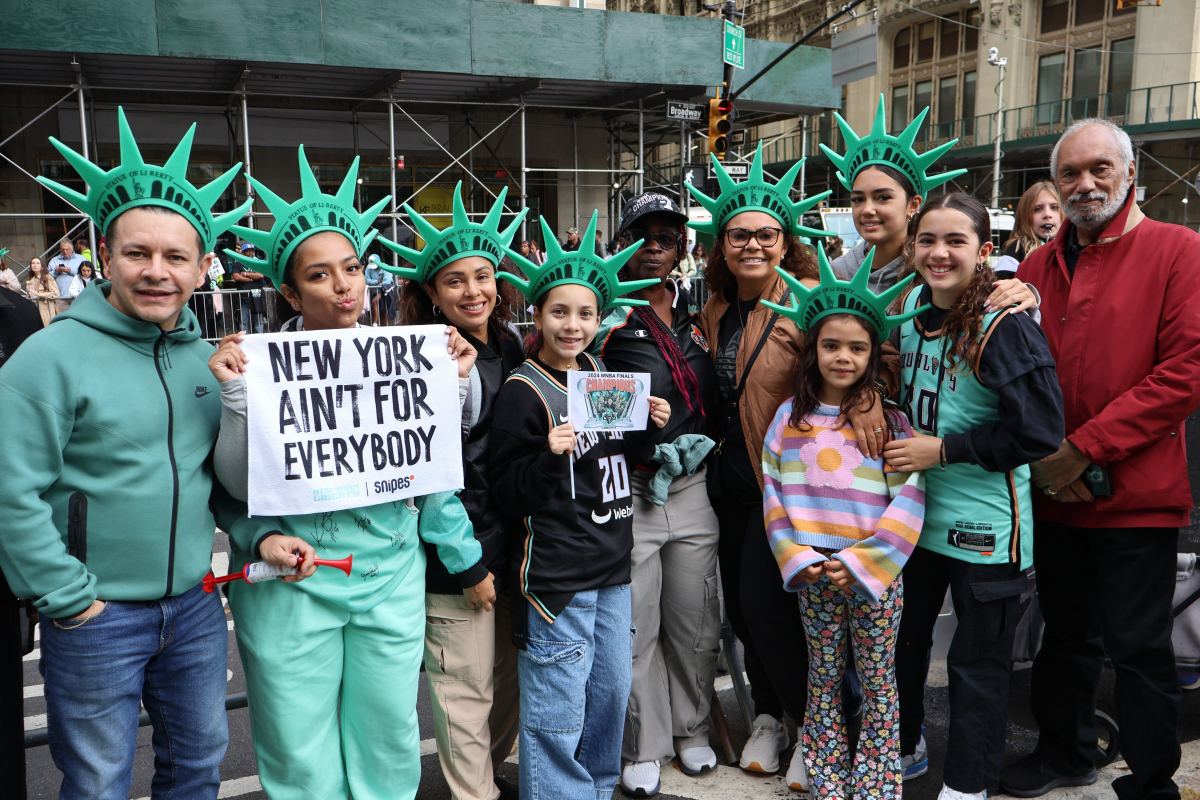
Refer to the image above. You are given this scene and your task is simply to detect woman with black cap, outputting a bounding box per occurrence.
[592,192,721,796]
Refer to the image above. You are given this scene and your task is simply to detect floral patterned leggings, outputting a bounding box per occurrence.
[798,574,903,799]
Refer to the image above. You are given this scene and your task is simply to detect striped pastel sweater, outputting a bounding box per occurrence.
[762,400,926,604]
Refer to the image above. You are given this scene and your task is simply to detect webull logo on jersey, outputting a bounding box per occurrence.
[590,504,634,525]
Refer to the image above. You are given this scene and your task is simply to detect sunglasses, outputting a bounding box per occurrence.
[723,226,784,248]
[626,228,682,249]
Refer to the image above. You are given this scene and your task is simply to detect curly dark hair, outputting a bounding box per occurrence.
[909,192,995,371]
[789,313,884,429]
[705,231,818,299]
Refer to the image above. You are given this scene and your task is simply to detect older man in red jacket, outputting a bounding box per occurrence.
[1000,119,1200,800]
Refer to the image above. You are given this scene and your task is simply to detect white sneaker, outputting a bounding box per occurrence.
[937,784,987,800]
[620,760,661,797]
[739,714,789,774]
[678,745,717,776]
[785,745,810,792]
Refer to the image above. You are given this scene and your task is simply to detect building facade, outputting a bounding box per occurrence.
[611,0,1200,225]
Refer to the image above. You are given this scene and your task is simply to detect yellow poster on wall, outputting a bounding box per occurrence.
[411,185,453,247]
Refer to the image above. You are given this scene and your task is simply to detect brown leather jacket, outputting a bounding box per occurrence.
[699,272,806,490]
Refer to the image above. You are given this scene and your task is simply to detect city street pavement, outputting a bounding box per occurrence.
[22,534,1200,798]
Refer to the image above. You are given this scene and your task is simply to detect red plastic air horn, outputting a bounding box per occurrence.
[203,555,353,593]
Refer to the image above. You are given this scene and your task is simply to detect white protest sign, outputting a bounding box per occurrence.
[241,325,463,516]
[567,370,652,432]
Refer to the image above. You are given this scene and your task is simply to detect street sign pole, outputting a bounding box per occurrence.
[680,121,688,210]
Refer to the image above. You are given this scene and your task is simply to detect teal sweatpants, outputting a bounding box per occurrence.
[230,572,425,800]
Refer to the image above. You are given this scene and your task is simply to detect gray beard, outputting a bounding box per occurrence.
[1065,178,1130,232]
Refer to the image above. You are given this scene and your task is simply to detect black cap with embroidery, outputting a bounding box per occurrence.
[617,192,688,241]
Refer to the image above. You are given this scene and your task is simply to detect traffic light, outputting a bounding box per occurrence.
[708,97,733,161]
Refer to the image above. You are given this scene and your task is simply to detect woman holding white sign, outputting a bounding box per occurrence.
[386,182,528,800]
[490,211,671,800]
[208,147,493,800]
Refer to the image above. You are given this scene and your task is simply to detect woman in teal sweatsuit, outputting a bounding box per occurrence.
[210,147,493,800]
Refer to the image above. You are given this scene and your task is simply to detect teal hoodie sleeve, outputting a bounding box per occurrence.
[0,369,97,619]
[415,491,487,589]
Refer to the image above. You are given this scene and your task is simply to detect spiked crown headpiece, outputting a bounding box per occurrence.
[819,94,967,198]
[225,146,389,288]
[36,107,249,253]
[379,181,526,284]
[498,211,658,311]
[761,244,929,337]
[685,142,830,239]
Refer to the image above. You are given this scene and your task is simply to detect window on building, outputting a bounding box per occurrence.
[1037,52,1067,124]
[964,8,980,52]
[891,85,910,132]
[914,80,933,141]
[916,21,935,62]
[894,28,911,70]
[1108,37,1135,116]
[937,76,958,139]
[962,71,977,136]
[1075,0,1105,25]
[940,13,960,59]
[1071,48,1103,118]
[1042,0,1069,33]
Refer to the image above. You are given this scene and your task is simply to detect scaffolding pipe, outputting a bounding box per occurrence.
[520,102,528,241]
[75,73,95,257]
[467,112,475,214]
[800,116,808,196]
[637,99,645,194]
[572,116,579,228]
[388,89,398,266]
[240,78,254,229]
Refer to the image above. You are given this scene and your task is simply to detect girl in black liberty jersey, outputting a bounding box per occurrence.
[490,212,669,800]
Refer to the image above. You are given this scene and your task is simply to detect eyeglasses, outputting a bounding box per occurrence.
[723,226,784,248]
[626,229,682,249]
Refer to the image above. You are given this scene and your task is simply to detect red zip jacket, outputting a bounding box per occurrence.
[1019,194,1200,528]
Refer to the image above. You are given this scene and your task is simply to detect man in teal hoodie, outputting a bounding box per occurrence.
[0,108,251,800]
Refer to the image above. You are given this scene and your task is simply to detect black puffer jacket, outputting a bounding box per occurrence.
[425,321,526,595]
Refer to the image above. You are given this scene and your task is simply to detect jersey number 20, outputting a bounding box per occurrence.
[598,455,631,503]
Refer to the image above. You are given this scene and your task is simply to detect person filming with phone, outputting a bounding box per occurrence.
[999,119,1200,800]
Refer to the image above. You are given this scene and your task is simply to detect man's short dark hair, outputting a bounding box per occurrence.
[105,206,204,258]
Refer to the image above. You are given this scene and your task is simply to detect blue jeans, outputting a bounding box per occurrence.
[39,583,229,800]
[519,584,632,800]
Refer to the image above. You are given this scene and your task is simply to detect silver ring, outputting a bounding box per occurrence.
[1044,487,1057,496]
[872,427,884,433]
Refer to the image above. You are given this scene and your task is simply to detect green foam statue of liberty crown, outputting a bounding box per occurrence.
[685,142,831,239]
[225,145,390,288]
[379,181,527,283]
[761,243,929,337]
[819,94,968,198]
[498,210,658,311]
[36,106,250,252]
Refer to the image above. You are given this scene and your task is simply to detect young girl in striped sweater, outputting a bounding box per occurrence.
[761,247,927,799]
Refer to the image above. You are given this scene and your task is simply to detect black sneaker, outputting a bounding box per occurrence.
[999,753,1098,798]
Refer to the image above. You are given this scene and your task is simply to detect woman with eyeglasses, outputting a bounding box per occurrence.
[689,146,887,792]
[590,192,721,796]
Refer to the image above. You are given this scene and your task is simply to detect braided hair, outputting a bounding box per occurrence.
[633,303,704,417]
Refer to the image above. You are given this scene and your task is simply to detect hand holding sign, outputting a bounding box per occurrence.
[210,331,249,382]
